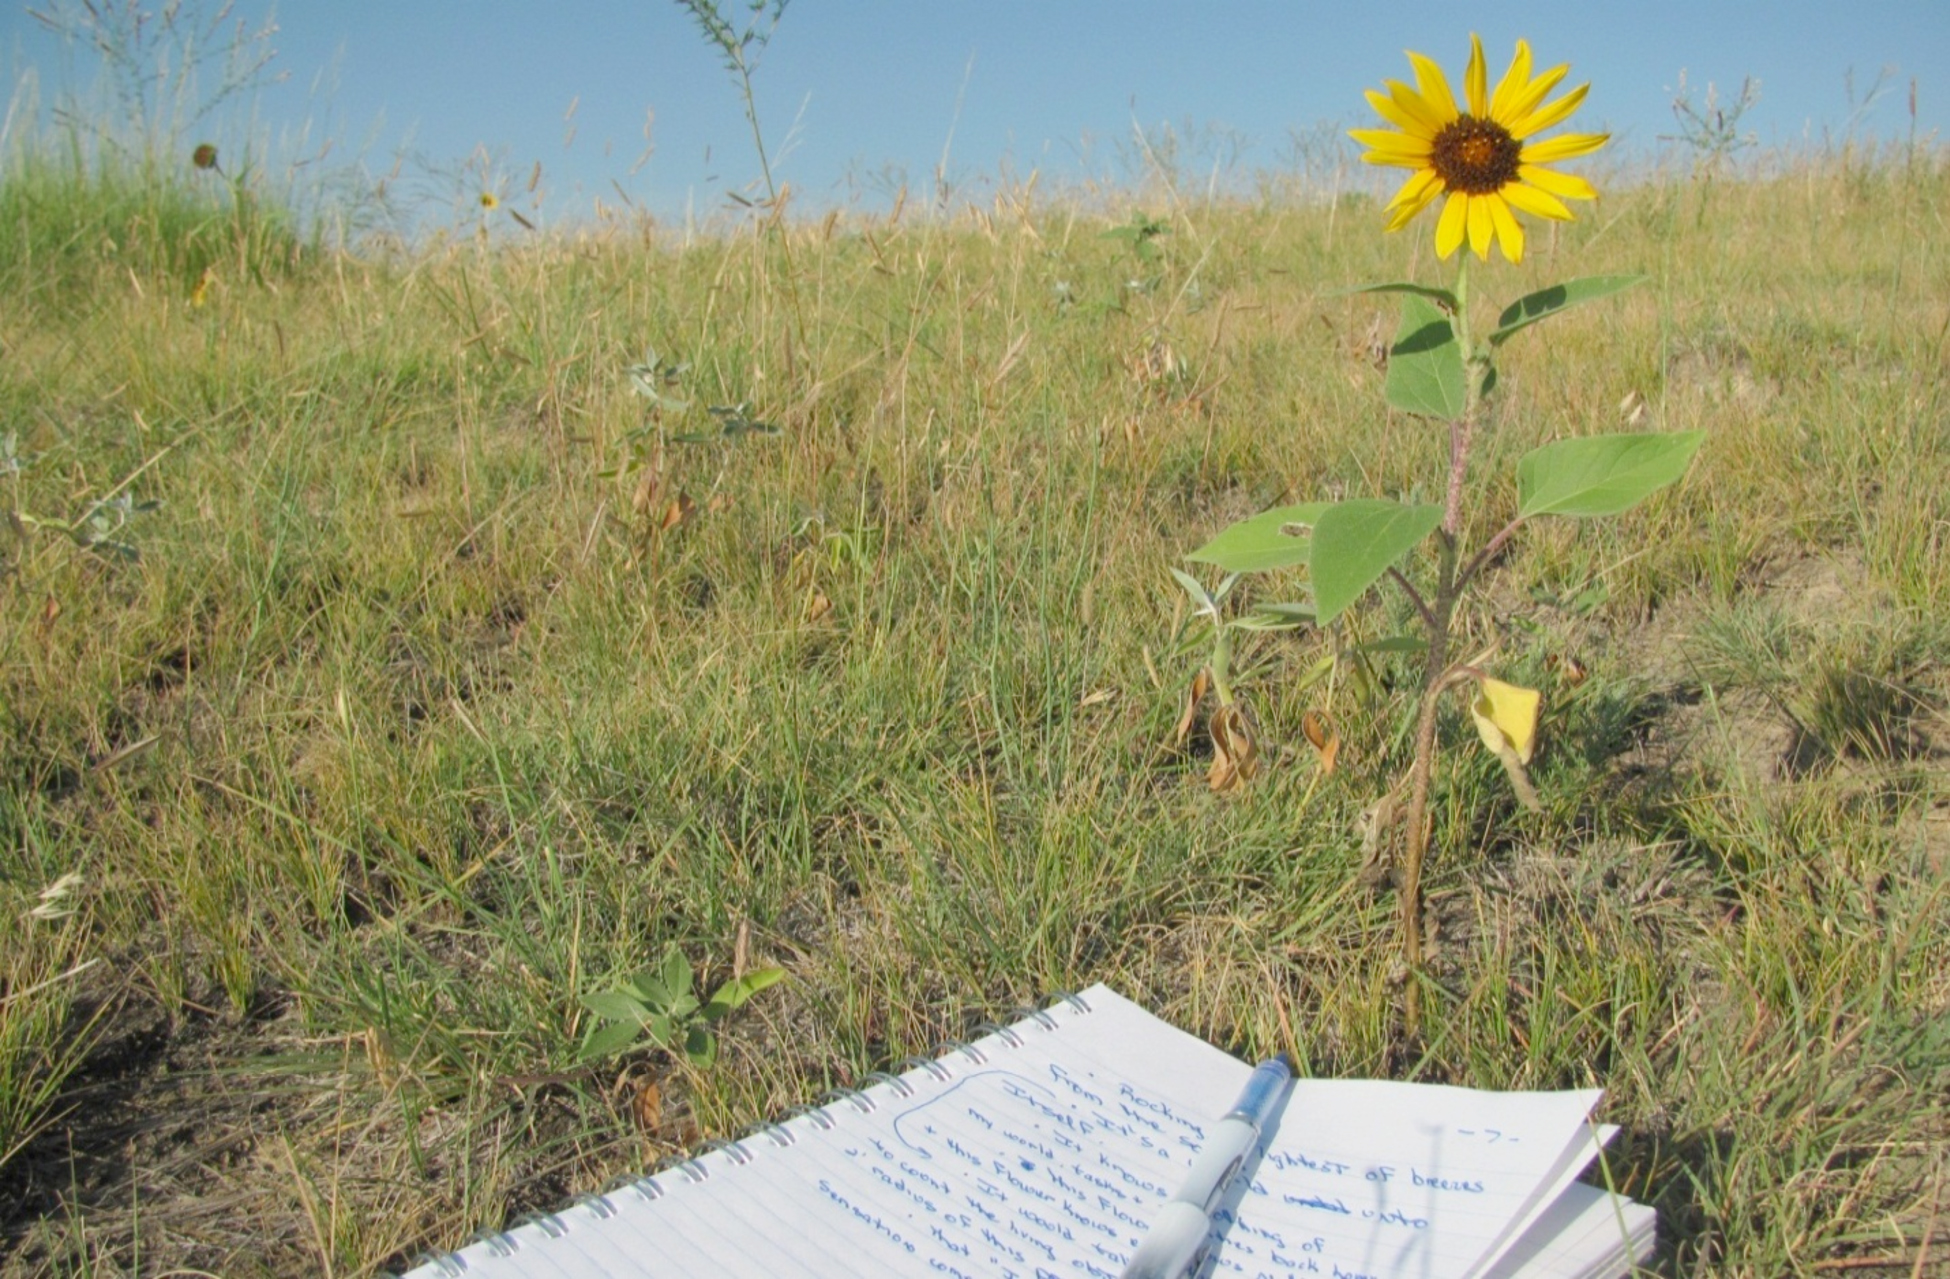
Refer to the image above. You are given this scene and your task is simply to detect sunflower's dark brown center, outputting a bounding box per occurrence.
[1430,115,1521,194]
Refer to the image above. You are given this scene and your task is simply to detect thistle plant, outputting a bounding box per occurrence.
[1188,36,1703,1031]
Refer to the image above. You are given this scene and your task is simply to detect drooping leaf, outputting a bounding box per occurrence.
[1384,294,1467,420]
[1185,502,1329,573]
[1470,677,1542,764]
[1308,499,1443,623]
[1517,431,1706,519]
[1469,677,1544,812]
[1347,281,1459,312]
[1489,275,1646,347]
[702,966,786,1021]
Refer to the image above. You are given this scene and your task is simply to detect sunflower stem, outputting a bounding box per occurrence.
[1398,249,1492,1037]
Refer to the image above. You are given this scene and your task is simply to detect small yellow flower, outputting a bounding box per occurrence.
[1350,35,1607,263]
[478,192,501,210]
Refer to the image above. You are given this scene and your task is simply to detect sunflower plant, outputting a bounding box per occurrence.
[1187,36,1704,1029]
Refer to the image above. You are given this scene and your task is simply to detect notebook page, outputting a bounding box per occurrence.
[1484,1180,1658,1279]
[404,985,1614,1279]
[1050,990,1604,1278]
[1465,1125,1620,1277]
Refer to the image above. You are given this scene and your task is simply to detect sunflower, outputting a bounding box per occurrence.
[1351,35,1607,263]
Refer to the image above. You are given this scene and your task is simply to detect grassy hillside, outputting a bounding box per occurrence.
[1,147,1946,1275]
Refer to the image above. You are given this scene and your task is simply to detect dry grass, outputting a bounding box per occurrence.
[0,145,1947,1276]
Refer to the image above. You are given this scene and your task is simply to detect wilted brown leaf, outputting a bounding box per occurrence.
[804,589,833,624]
[661,491,697,531]
[1207,701,1260,792]
[1301,708,1341,775]
[631,468,661,517]
[632,1077,663,1129]
[1173,669,1210,748]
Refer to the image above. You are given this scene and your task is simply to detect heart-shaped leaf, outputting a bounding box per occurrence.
[1309,499,1443,623]
[1489,275,1646,347]
[1186,502,1329,573]
[1517,431,1706,519]
[1347,281,1459,312]
[1384,294,1467,420]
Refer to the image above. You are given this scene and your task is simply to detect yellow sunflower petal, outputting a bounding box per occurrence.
[1383,79,1446,134]
[1350,131,1432,168]
[1489,40,1534,123]
[1517,163,1598,201]
[1384,172,1446,229]
[1487,195,1525,263]
[1465,34,1489,117]
[1435,192,1468,259]
[1384,166,1444,211]
[1501,63,1571,128]
[1512,82,1590,138]
[1407,51,1459,121]
[1381,81,1445,136]
[1349,126,1426,152]
[1385,197,1432,231]
[1500,181,1574,221]
[1365,88,1427,134]
[1521,131,1609,164]
[1466,195,1494,258]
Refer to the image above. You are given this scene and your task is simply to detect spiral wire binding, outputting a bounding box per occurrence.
[862,1069,919,1098]
[402,989,1093,1276]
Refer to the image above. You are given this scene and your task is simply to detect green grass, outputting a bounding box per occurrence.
[0,144,1946,1276]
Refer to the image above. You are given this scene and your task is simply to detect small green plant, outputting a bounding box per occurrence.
[3,434,165,564]
[627,345,694,413]
[1168,568,1315,791]
[1101,210,1170,264]
[578,946,784,1067]
[1189,35,1704,1031]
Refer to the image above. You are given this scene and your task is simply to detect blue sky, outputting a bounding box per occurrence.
[4,1,1943,228]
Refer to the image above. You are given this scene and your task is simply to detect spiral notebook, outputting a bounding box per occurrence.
[403,984,1654,1278]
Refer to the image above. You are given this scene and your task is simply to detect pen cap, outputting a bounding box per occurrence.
[1226,1056,1292,1129]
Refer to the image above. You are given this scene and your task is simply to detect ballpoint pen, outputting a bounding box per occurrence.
[1120,1055,1293,1279]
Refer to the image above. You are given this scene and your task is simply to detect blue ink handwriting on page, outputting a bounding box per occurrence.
[404,986,1651,1279]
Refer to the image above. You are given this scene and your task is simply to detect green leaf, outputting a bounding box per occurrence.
[1489,275,1646,347]
[1185,502,1329,573]
[659,947,693,1001]
[643,1012,678,1047]
[1309,499,1443,623]
[1517,431,1706,519]
[684,1025,719,1067]
[1233,602,1316,632]
[1169,567,1216,614]
[581,990,652,1024]
[703,966,786,1021]
[1384,294,1467,419]
[1347,281,1459,312]
[1354,635,1428,656]
[578,1019,646,1063]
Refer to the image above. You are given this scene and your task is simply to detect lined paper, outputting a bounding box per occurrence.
[407,985,1649,1279]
